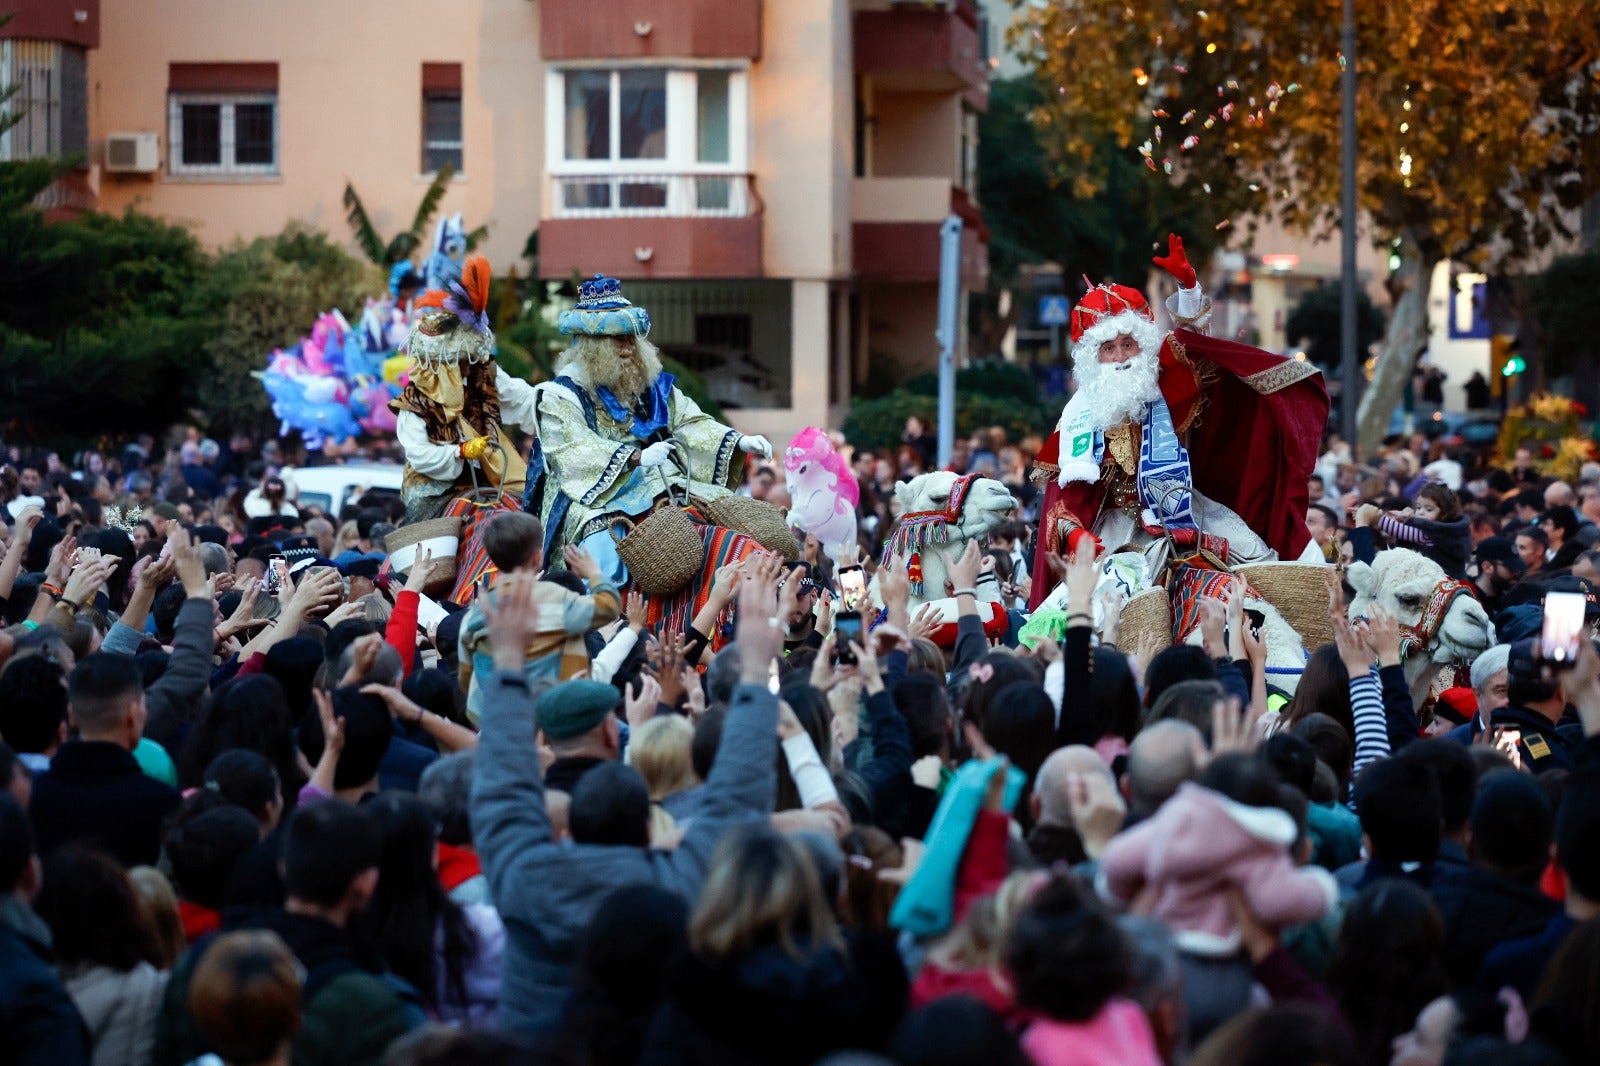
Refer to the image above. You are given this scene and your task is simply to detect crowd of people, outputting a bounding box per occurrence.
[1,409,1599,1066]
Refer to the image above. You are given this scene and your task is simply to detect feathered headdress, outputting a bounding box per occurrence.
[407,254,496,367]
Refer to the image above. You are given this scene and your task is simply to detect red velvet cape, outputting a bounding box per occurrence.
[1028,330,1329,608]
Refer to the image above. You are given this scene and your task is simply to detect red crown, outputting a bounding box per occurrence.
[1070,283,1154,344]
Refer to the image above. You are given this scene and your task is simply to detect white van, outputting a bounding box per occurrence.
[289,463,404,517]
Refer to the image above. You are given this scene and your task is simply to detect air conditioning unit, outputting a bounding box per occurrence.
[105,132,160,174]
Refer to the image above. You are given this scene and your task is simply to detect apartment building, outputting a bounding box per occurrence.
[5,0,989,444]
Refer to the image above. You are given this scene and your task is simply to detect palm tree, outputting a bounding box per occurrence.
[341,163,488,266]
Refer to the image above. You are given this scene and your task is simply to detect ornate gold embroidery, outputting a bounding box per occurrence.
[1242,359,1322,395]
[1105,423,1139,475]
[1164,334,1216,436]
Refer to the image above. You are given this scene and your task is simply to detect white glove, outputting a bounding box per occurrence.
[638,441,674,469]
[739,435,773,459]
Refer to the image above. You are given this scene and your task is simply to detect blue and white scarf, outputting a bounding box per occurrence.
[1056,396,1197,532]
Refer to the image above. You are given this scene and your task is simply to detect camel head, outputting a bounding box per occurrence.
[879,472,1018,608]
[892,472,1017,543]
[1347,548,1495,704]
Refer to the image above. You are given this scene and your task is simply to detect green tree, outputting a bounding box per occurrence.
[342,163,487,266]
[198,228,380,436]
[1285,281,1386,369]
[1014,0,1600,453]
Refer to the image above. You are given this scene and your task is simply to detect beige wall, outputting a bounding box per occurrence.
[88,0,542,271]
[870,89,957,178]
[754,0,851,283]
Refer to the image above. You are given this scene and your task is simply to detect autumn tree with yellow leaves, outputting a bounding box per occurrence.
[1012,0,1600,451]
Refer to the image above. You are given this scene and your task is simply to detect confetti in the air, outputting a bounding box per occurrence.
[1220,103,1235,121]
[1215,219,1231,230]
[1180,110,1196,124]
[1226,79,1240,90]
[1338,53,1347,70]
[1153,108,1170,118]
[1173,62,1188,73]
[1154,126,1164,142]
[1202,182,1213,193]
[1181,135,1200,151]
[1203,115,1217,129]
[1145,157,1158,171]
[1163,158,1174,174]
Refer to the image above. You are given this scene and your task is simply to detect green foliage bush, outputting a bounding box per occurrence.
[843,369,1054,452]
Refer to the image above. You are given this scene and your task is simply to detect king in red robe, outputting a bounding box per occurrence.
[1028,236,1330,608]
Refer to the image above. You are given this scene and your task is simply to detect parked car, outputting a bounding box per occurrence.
[290,463,403,517]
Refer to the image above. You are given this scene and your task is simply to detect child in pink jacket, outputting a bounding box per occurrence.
[1099,753,1338,957]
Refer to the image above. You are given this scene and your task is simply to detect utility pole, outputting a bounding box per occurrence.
[935,215,964,469]
[1339,0,1361,445]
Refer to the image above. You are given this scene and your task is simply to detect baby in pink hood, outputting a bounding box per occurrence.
[1098,753,1338,957]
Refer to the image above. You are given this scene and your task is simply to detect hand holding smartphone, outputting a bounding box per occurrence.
[834,610,863,665]
[265,554,289,597]
[1540,590,1586,669]
[837,565,867,612]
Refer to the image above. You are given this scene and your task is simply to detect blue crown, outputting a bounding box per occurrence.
[576,274,631,310]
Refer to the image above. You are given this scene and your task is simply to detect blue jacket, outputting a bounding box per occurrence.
[470,670,777,1034]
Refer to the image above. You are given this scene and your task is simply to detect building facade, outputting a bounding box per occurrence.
[7,0,988,445]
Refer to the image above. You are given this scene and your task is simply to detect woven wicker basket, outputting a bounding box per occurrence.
[700,495,800,561]
[1120,587,1173,653]
[384,516,461,597]
[1234,562,1335,651]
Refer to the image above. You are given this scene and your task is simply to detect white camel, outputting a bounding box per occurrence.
[1347,548,1495,709]
[869,471,1018,618]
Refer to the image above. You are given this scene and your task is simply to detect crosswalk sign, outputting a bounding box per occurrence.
[1039,295,1071,326]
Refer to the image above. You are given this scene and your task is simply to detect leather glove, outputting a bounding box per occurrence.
[459,437,488,462]
[639,441,675,469]
[739,435,773,459]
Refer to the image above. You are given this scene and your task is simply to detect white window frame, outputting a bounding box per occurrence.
[545,64,750,218]
[167,92,279,177]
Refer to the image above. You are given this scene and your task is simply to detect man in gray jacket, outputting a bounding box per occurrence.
[470,562,785,1034]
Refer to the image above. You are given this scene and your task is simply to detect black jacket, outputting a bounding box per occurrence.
[0,917,91,1066]
[641,938,898,1066]
[29,740,181,867]
[1489,705,1578,775]
[153,910,420,1066]
[1429,864,1560,987]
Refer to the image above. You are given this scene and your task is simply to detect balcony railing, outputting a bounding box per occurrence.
[550,172,756,220]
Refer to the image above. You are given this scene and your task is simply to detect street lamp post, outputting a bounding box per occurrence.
[1339,0,1360,445]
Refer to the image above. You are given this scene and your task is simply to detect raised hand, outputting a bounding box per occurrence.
[622,593,648,634]
[1209,695,1263,755]
[403,548,440,594]
[1064,534,1101,617]
[1151,232,1197,288]
[339,633,383,687]
[947,539,983,594]
[879,554,911,615]
[1067,769,1127,859]
[734,556,784,685]
[563,544,603,583]
[909,603,941,643]
[1364,605,1403,669]
[217,578,271,641]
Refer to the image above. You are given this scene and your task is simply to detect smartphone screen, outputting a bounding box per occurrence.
[265,555,288,597]
[834,610,863,665]
[1492,726,1524,771]
[838,566,867,611]
[1540,590,1586,667]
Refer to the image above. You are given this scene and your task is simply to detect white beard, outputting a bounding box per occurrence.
[1072,349,1162,430]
